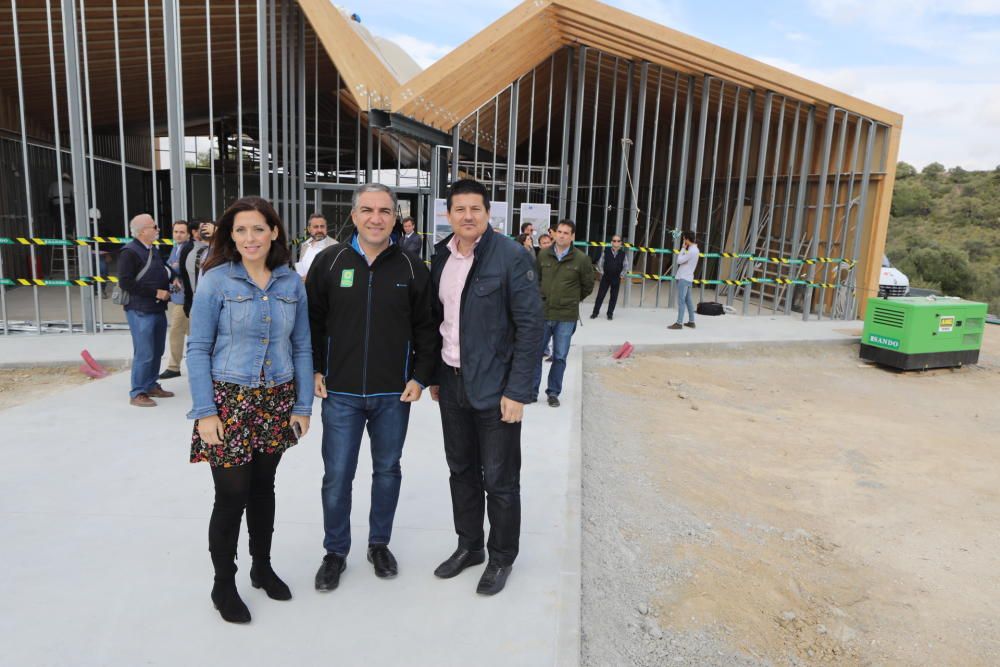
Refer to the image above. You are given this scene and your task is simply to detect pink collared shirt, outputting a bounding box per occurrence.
[439,234,479,368]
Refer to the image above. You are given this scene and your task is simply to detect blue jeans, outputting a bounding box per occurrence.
[320,393,411,555]
[125,309,167,399]
[675,279,695,324]
[532,320,577,398]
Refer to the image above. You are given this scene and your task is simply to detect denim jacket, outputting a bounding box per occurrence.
[186,261,313,419]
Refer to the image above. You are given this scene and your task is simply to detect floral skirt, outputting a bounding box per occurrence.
[190,379,298,468]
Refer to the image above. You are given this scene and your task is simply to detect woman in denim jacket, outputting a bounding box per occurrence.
[186,196,312,624]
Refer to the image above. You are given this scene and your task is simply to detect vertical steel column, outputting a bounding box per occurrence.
[62,0,95,331]
[585,53,602,235]
[163,0,187,221]
[557,47,572,219]
[568,45,587,222]
[802,105,836,320]
[640,67,663,306]
[655,72,680,307]
[820,109,848,319]
[365,97,374,185]
[269,0,278,198]
[473,108,481,180]
[44,0,74,330]
[623,62,648,307]
[687,75,711,236]
[758,97,786,314]
[717,87,740,287]
[542,54,554,210]
[491,95,500,199]
[726,90,754,307]
[614,61,634,238]
[355,111,361,184]
[257,0,270,199]
[72,0,97,331]
[785,105,815,315]
[836,116,864,319]
[144,0,157,221]
[235,0,244,196]
[451,125,461,182]
[111,0,129,229]
[699,80,725,302]
[313,36,319,209]
[669,75,695,307]
[281,0,290,221]
[847,120,875,319]
[777,103,801,306]
[289,10,298,228]
[743,91,773,314]
[297,11,307,234]
[526,68,536,202]
[600,57,620,244]
[334,71,340,183]
[205,0,217,216]
[506,81,519,230]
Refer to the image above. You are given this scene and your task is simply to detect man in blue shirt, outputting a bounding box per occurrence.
[160,220,192,380]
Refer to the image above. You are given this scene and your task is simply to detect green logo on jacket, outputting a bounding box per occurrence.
[340,268,354,288]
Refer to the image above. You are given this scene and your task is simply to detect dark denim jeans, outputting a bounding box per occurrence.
[675,279,695,324]
[320,393,411,556]
[532,319,577,398]
[591,274,621,316]
[125,309,167,399]
[438,367,521,566]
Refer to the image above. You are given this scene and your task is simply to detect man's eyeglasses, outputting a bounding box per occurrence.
[612,239,622,243]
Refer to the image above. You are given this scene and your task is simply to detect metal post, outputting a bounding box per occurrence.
[743,91,773,314]
[640,66,663,306]
[758,97,786,314]
[836,116,864,319]
[269,0,278,198]
[451,125,461,182]
[77,0,101,331]
[558,47,572,219]
[314,35,319,209]
[506,80,519,231]
[205,0,217,217]
[699,80,724,302]
[526,68,536,202]
[601,57,620,244]
[144,0,157,221]
[491,94,500,199]
[614,61,635,238]
[281,0,290,221]
[585,53,602,236]
[777,102,801,308]
[669,75,695,307]
[569,45,587,223]
[111,0,129,230]
[727,90,754,306]
[655,72,680,307]
[803,104,836,320]
[257,0,269,199]
[786,105,815,315]
[298,11,307,235]
[542,53,554,211]
[61,0,95,331]
[623,62,648,306]
[820,109,848,319]
[847,121,876,319]
[234,0,244,196]
[717,86,741,289]
[688,75,711,235]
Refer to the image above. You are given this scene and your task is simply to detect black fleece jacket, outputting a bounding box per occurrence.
[117,240,170,313]
[306,237,437,396]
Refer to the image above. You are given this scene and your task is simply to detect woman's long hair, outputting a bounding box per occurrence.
[201,196,290,272]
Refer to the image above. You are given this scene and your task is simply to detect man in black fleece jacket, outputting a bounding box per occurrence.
[307,183,437,590]
[119,214,173,407]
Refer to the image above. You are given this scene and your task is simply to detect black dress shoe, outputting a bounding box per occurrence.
[589,313,598,319]
[314,553,346,592]
[211,581,251,623]
[250,560,292,600]
[607,313,613,320]
[476,561,511,596]
[547,395,560,408]
[158,369,181,379]
[433,547,486,579]
[367,544,398,578]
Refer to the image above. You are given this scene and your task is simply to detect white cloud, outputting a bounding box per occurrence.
[381,33,453,69]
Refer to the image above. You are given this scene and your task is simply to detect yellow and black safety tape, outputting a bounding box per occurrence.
[575,240,855,268]
[0,275,118,288]
[627,272,839,288]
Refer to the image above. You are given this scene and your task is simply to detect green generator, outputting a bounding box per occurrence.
[860,296,988,370]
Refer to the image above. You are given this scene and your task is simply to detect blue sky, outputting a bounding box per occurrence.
[354,0,1000,170]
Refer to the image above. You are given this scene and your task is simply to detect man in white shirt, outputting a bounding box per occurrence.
[296,213,338,280]
[668,230,699,330]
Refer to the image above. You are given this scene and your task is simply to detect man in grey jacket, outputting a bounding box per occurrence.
[428,179,543,596]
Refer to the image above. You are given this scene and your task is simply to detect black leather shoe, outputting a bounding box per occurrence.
[314,553,346,592]
[367,544,398,579]
[433,547,486,579]
[158,369,181,379]
[607,313,614,320]
[476,561,511,596]
[211,581,251,623]
[589,313,598,319]
[547,395,560,408]
[250,560,292,600]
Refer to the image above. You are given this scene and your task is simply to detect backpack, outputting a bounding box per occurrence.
[111,247,154,306]
[696,301,725,316]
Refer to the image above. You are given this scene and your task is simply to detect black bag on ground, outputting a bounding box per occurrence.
[696,301,725,316]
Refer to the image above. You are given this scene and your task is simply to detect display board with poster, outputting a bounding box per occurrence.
[433,198,451,244]
[489,201,508,236]
[519,202,551,242]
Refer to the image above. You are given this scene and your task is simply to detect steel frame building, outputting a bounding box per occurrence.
[0,0,902,334]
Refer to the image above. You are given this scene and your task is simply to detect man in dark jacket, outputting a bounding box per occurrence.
[428,179,543,596]
[590,234,630,320]
[307,183,437,591]
[533,219,595,407]
[178,220,214,317]
[119,214,173,407]
[399,216,422,257]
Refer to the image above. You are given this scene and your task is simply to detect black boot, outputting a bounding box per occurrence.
[250,559,292,600]
[210,554,251,624]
